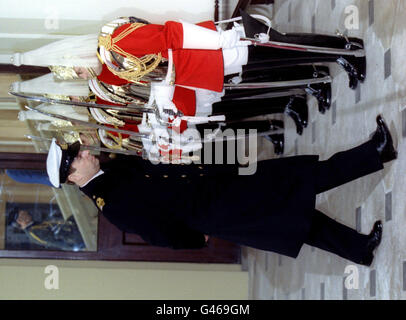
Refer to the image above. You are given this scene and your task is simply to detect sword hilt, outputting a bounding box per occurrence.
[163,108,184,118]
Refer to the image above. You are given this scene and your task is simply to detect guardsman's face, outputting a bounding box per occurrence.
[73,67,92,80]
[73,65,102,79]
[68,150,100,186]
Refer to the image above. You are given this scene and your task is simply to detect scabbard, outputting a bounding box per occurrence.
[242,37,366,57]
[224,76,332,90]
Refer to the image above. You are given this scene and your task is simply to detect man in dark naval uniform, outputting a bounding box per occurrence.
[46,115,397,266]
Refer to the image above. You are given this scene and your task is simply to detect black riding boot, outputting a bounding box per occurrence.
[240,9,366,89]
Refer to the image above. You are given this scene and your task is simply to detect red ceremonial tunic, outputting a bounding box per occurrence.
[97,63,129,86]
[108,21,224,92]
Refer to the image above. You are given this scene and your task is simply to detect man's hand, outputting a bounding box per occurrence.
[151,82,178,120]
[204,235,210,242]
[69,96,82,102]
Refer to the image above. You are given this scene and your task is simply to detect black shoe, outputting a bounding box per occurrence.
[336,34,366,82]
[305,82,332,114]
[264,133,284,155]
[336,57,361,89]
[285,96,308,135]
[360,221,383,266]
[371,115,398,163]
[334,32,366,84]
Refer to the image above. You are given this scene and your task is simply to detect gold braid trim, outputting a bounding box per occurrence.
[106,126,123,149]
[49,65,80,80]
[98,23,162,83]
[28,231,47,245]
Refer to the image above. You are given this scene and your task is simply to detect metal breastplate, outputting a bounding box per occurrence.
[87,88,143,126]
[97,79,148,105]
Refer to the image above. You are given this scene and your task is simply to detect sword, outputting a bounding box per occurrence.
[9,91,154,114]
[9,92,212,126]
[200,128,284,144]
[242,37,366,57]
[24,105,151,139]
[26,134,200,162]
[24,105,210,146]
[26,135,144,157]
[231,88,305,100]
[224,76,332,90]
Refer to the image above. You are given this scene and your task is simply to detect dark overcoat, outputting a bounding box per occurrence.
[81,154,319,258]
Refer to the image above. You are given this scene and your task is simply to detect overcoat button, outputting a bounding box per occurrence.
[145,174,150,178]
[163,175,168,178]
[181,175,187,178]
[200,174,204,176]
[198,166,203,170]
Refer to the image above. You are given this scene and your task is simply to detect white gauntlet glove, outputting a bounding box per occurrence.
[255,32,270,43]
[151,82,179,121]
[219,28,251,48]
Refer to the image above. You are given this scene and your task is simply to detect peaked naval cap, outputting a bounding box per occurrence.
[47,138,81,187]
